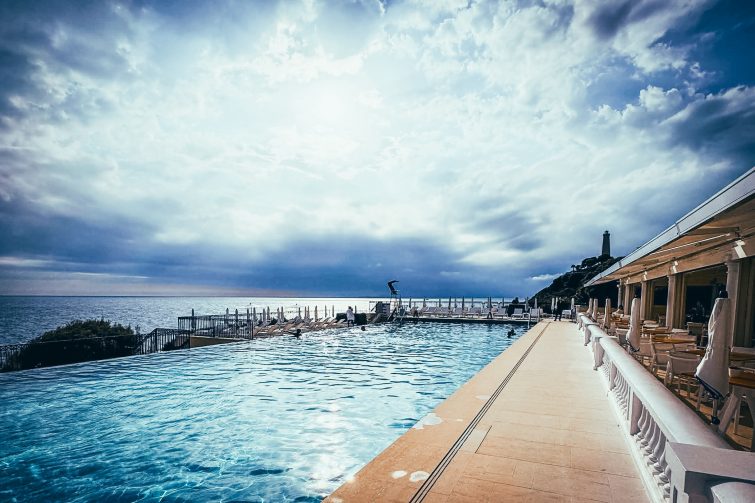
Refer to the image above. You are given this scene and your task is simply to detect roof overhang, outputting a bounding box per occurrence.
[586,168,755,286]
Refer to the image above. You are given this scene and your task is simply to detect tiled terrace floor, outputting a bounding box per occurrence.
[326,321,650,502]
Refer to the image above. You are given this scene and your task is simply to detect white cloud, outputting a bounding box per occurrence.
[530,273,560,282]
[0,256,54,268]
[0,0,750,293]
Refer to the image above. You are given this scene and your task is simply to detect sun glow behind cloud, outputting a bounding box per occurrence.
[0,0,753,296]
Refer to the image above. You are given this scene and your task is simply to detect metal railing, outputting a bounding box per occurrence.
[368,298,526,311]
[577,309,755,502]
[368,299,537,319]
[0,328,192,372]
[177,314,256,338]
[178,304,344,337]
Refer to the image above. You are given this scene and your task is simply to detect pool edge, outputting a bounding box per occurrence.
[323,321,549,503]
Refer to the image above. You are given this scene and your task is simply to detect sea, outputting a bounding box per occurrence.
[0,296,514,345]
[0,296,381,346]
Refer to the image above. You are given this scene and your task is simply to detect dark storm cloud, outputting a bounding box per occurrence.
[0,1,135,129]
[237,235,540,296]
[0,162,543,295]
[469,210,544,252]
[0,206,524,295]
[0,48,37,119]
[0,197,153,268]
[587,0,668,40]
[665,87,755,168]
[658,0,755,94]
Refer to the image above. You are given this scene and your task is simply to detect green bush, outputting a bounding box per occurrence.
[4,319,136,371]
[36,319,134,342]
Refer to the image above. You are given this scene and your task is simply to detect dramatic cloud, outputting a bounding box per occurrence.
[0,0,753,296]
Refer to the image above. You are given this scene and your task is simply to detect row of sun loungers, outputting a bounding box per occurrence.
[194,316,349,339]
[411,306,542,319]
[253,316,347,337]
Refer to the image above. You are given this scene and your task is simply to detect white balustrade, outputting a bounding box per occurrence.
[576,312,754,502]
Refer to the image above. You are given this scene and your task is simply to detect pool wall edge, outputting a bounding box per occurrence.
[324,321,549,503]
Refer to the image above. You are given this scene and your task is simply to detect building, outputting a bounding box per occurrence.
[586,168,755,348]
[602,230,611,257]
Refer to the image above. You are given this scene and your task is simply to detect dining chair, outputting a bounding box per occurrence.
[666,351,702,404]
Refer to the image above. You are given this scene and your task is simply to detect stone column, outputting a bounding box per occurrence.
[666,274,678,328]
[616,282,622,310]
[623,283,632,312]
[640,280,649,320]
[725,258,741,347]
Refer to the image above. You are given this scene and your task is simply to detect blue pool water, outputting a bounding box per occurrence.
[0,322,525,502]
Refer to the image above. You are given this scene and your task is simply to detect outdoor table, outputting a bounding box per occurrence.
[717,372,755,451]
[652,336,697,344]
[679,349,755,363]
[645,328,672,335]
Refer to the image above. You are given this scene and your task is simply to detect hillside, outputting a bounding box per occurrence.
[529,254,622,312]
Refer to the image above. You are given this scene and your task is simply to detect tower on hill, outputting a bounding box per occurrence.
[602,230,611,257]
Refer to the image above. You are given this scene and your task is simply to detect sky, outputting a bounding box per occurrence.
[0,0,753,297]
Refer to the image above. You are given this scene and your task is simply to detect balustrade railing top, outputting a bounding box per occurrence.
[577,312,753,502]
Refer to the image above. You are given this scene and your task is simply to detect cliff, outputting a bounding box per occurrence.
[529,254,622,312]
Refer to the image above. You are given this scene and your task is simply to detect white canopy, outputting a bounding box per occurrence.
[627,297,641,352]
[695,297,731,400]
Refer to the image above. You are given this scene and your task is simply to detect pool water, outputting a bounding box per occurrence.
[0,322,525,502]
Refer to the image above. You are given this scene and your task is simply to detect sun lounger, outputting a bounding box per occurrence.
[511,308,524,319]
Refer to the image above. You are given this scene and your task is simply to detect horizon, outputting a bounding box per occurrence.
[1,0,754,297]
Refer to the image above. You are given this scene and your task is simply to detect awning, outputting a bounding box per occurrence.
[586,168,755,286]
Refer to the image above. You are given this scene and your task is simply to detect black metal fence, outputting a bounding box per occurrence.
[0,328,192,372]
[177,314,256,338]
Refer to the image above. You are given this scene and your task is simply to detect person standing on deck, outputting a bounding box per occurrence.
[346,306,355,327]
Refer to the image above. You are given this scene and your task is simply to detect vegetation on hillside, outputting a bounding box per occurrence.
[3,319,137,371]
[529,254,622,312]
[36,319,135,342]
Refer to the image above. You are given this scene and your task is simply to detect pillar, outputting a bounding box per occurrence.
[622,283,630,312]
[725,259,741,348]
[640,280,649,320]
[617,282,622,310]
[666,274,679,328]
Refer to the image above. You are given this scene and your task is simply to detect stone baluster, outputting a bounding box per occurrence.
[635,406,649,442]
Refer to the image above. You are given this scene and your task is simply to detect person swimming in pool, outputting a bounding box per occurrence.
[507,328,515,338]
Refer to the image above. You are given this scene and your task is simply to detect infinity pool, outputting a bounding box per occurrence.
[0,322,525,502]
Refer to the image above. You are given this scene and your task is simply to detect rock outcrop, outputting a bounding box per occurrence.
[530,254,621,312]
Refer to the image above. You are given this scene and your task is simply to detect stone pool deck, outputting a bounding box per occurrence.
[325,320,650,503]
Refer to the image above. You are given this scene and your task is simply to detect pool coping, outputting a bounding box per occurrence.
[324,321,550,502]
